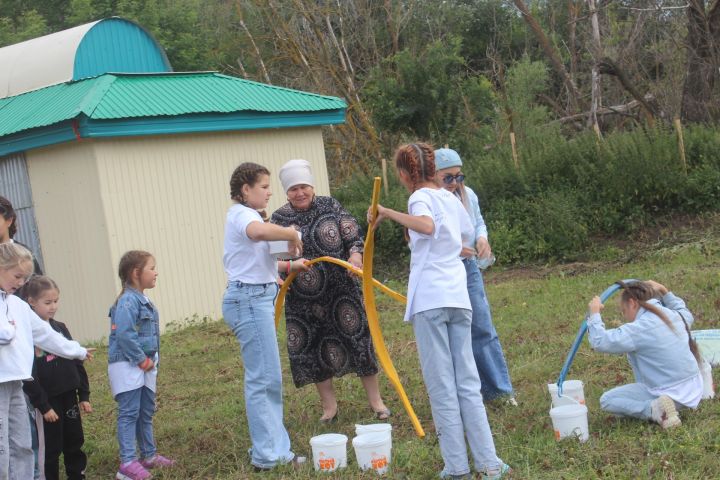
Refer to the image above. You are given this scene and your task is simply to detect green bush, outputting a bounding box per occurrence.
[330,125,720,269]
[333,170,411,277]
[488,190,589,263]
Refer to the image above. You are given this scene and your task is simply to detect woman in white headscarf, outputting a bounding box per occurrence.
[271,159,390,423]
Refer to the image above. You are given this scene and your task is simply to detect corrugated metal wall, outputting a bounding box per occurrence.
[0,152,44,268]
[25,142,116,342]
[26,127,330,341]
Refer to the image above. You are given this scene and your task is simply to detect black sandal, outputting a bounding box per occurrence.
[374,408,392,421]
[319,410,339,424]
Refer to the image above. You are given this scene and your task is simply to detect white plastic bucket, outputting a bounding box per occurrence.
[548,380,585,407]
[355,423,392,438]
[549,403,589,442]
[310,433,348,472]
[352,432,392,475]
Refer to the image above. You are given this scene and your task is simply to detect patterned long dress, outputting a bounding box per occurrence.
[271,196,379,387]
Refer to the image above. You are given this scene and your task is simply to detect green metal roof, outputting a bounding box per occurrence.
[0,72,347,139]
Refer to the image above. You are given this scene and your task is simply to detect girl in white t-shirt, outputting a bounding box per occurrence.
[222,162,309,471]
[369,144,510,480]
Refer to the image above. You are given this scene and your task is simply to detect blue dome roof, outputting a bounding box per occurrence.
[0,17,172,99]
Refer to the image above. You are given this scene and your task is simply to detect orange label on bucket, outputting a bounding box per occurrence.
[371,456,388,469]
[554,430,560,441]
[319,458,336,470]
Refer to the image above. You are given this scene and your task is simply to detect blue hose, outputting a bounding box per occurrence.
[555,279,638,395]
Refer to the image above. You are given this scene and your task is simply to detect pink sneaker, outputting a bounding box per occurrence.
[140,454,176,469]
[116,460,152,480]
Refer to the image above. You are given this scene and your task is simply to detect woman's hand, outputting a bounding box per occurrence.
[290,258,310,273]
[43,409,59,423]
[84,348,96,361]
[348,252,363,269]
[645,280,668,296]
[475,237,492,259]
[287,227,303,257]
[79,401,93,414]
[460,247,476,258]
[588,296,604,315]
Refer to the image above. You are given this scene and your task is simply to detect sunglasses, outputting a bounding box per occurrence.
[442,174,465,185]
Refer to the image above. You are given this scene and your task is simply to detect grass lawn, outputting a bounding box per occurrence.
[80,227,720,479]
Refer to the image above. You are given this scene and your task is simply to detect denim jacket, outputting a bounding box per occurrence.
[108,287,159,365]
[587,292,699,390]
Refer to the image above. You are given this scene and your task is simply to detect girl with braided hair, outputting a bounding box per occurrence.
[588,280,703,429]
[222,162,309,471]
[369,143,510,480]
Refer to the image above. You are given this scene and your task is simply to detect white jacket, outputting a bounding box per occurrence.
[0,290,87,383]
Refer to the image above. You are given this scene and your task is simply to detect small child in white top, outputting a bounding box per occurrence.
[0,243,91,480]
[369,143,510,480]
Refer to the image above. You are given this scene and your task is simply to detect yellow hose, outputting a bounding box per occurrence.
[363,177,425,437]
[273,178,425,437]
[274,257,406,330]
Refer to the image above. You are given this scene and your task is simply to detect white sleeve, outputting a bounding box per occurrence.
[234,208,263,240]
[408,193,433,218]
[408,192,436,237]
[30,307,87,360]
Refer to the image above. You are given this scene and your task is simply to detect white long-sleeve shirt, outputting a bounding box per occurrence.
[0,290,87,383]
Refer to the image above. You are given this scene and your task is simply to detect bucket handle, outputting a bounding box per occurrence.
[551,392,582,409]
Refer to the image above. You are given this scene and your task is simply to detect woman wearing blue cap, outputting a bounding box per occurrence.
[433,148,516,405]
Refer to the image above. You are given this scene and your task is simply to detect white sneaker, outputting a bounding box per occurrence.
[481,463,512,479]
[650,395,681,429]
[505,397,518,407]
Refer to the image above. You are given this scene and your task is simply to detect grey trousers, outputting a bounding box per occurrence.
[0,381,33,480]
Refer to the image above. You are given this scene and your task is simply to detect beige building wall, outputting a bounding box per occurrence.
[26,141,117,342]
[27,126,330,342]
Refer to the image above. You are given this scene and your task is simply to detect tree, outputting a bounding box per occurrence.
[681,0,720,122]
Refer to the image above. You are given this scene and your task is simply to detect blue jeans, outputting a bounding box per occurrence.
[412,308,502,476]
[464,257,513,400]
[115,387,156,464]
[0,381,34,480]
[222,281,294,469]
[600,383,682,420]
[28,408,40,480]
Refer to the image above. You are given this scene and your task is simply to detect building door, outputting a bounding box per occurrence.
[0,152,44,270]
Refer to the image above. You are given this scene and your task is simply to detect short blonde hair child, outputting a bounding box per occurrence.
[0,242,33,271]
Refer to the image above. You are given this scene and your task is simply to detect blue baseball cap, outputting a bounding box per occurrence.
[434,148,463,170]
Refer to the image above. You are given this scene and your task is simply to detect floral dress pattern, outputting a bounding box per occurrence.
[271,196,379,387]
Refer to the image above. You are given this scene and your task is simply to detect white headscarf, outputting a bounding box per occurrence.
[279,159,315,192]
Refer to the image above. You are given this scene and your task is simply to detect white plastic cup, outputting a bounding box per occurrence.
[548,380,585,407]
[268,231,302,260]
[309,433,347,472]
[477,254,496,270]
[352,432,392,475]
[549,403,589,442]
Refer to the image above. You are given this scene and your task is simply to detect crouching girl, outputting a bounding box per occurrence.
[587,280,703,429]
